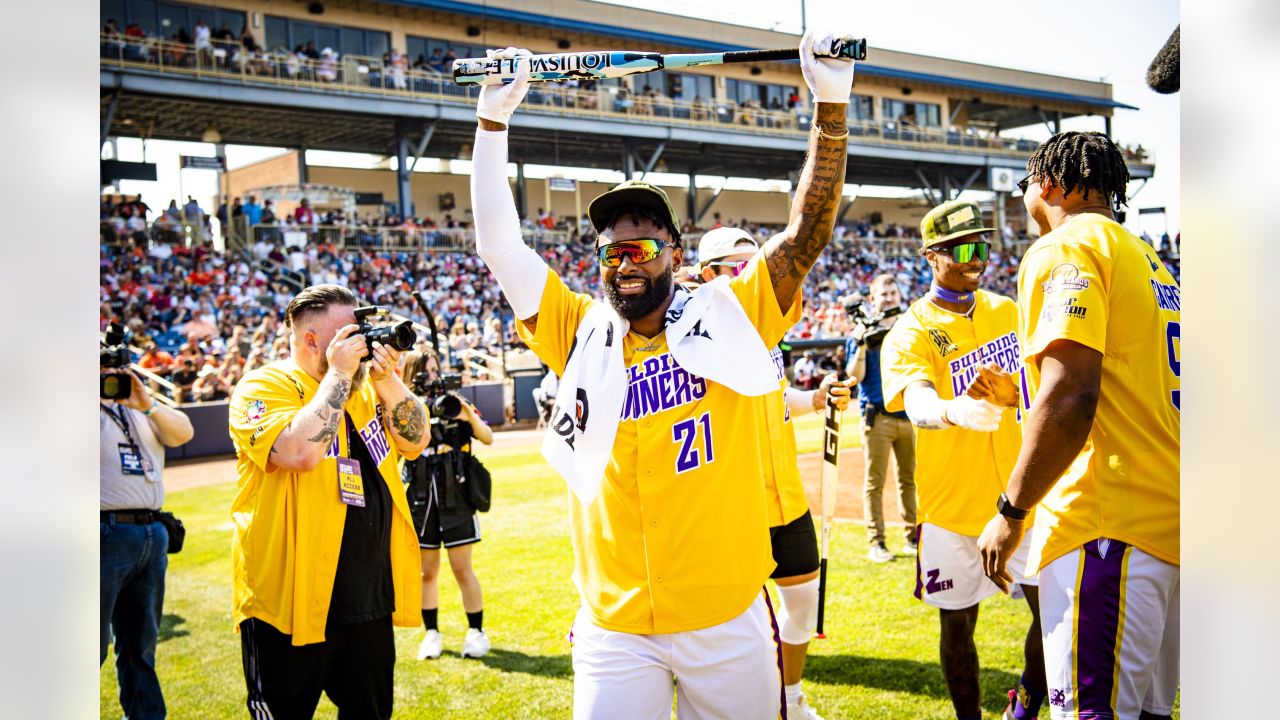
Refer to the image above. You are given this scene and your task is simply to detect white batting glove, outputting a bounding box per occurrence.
[800,29,857,104]
[477,47,532,125]
[943,395,1003,432]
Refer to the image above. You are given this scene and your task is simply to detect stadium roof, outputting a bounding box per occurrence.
[378,0,1135,119]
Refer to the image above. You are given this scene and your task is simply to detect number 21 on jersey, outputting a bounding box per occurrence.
[673,412,714,473]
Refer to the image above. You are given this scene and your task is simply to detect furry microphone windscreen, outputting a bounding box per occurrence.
[1146,25,1180,94]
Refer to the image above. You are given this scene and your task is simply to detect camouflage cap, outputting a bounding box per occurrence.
[919,200,995,249]
[588,180,682,242]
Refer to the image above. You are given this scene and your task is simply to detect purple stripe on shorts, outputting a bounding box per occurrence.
[762,589,787,720]
[913,525,924,601]
[1075,539,1128,716]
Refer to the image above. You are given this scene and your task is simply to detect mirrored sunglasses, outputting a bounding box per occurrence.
[943,241,990,263]
[597,238,668,267]
[706,260,749,277]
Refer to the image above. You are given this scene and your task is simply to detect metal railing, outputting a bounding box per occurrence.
[99,33,1066,160]
[100,217,208,247]
[234,223,593,253]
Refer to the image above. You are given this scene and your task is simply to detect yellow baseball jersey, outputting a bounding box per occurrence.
[228,360,424,646]
[518,254,801,634]
[1017,213,1180,572]
[763,347,810,528]
[880,290,1028,537]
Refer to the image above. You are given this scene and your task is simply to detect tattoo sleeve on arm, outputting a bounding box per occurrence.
[765,102,849,310]
[307,411,341,444]
[391,398,426,444]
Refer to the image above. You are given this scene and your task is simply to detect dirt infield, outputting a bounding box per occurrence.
[165,434,913,529]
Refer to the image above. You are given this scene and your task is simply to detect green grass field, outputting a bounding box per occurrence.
[101,415,1177,719]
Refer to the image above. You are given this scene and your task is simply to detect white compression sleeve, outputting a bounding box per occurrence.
[904,384,949,430]
[784,387,818,418]
[471,128,548,320]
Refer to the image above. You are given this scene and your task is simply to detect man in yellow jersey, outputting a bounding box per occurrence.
[228,285,428,719]
[468,30,856,719]
[695,226,853,720]
[880,200,1047,720]
[977,132,1180,720]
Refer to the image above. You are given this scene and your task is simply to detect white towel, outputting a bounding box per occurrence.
[543,277,779,504]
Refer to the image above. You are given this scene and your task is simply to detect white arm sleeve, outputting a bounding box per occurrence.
[904,383,949,430]
[471,128,548,320]
[785,387,819,418]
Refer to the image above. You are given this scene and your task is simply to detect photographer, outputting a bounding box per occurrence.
[844,273,918,564]
[399,351,495,661]
[227,285,427,719]
[100,366,194,720]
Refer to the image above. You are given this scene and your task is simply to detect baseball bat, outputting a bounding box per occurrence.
[814,392,842,638]
[452,40,867,86]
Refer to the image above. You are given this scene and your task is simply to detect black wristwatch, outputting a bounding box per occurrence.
[996,493,1030,521]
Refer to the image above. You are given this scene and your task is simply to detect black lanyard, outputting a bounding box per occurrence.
[101,404,139,451]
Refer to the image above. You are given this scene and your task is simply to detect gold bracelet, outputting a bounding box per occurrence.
[813,125,850,141]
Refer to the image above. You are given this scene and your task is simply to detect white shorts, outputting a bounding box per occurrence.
[914,522,1038,610]
[571,591,783,720]
[1040,538,1179,720]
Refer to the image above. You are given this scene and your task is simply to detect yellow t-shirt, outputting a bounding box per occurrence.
[228,360,424,646]
[1018,213,1180,571]
[518,254,801,634]
[880,290,1027,537]
[763,347,810,528]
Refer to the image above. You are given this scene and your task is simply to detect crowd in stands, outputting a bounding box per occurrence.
[101,195,1181,405]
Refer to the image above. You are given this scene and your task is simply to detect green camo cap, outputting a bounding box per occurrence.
[920,200,995,249]
[588,180,682,243]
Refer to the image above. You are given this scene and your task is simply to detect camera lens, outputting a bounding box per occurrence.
[432,394,462,420]
[366,321,416,352]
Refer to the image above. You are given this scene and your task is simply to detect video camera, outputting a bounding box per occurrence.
[843,295,904,349]
[354,306,416,359]
[413,371,465,421]
[100,323,134,400]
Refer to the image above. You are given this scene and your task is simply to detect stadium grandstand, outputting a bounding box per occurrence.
[99,0,1176,428]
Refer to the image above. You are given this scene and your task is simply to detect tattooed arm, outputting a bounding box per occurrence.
[762,101,848,314]
[374,377,429,461]
[364,339,429,459]
[267,324,365,472]
[267,368,355,472]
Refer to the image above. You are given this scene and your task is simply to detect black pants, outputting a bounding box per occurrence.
[240,616,394,720]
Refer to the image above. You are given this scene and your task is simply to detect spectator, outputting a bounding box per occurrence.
[792,351,818,390]
[389,48,408,90]
[317,47,338,82]
[170,357,200,403]
[242,195,263,228]
[137,343,175,378]
[428,48,446,73]
[100,368,193,719]
[295,198,317,226]
[194,18,213,65]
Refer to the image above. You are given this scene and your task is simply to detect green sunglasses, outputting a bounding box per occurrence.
[597,238,670,267]
[933,241,990,263]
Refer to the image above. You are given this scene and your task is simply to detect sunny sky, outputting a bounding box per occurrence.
[104,0,1179,236]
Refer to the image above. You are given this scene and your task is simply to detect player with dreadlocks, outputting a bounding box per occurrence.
[975,130,1180,719]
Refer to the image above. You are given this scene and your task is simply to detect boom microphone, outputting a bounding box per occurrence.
[1145,25,1179,94]
[452,41,867,86]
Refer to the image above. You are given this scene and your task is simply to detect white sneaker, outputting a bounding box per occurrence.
[904,539,919,555]
[417,629,442,660]
[461,628,490,658]
[867,542,893,563]
[787,695,824,720]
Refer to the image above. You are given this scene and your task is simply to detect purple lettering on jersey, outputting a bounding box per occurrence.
[357,406,392,467]
[637,375,660,417]
[947,331,1022,398]
[657,370,674,411]
[620,352,711,421]
[672,368,692,406]
[642,356,660,376]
